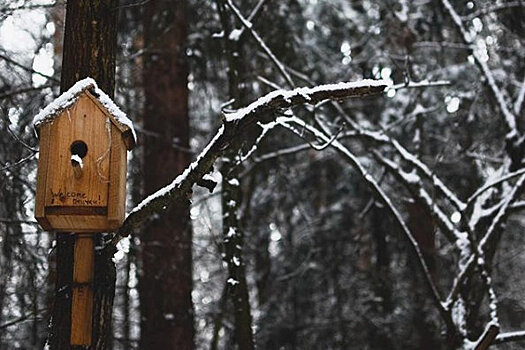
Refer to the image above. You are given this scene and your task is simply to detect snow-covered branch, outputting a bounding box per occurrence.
[445,174,525,307]
[473,323,500,350]
[514,75,525,116]
[388,79,451,91]
[373,151,462,244]
[467,167,525,206]
[278,115,455,331]
[494,330,525,344]
[225,0,294,87]
[115,80,388,240]
[441,0,519,142]
[347,128,466,213]
[223,80,389,122]
[461,1,525,21]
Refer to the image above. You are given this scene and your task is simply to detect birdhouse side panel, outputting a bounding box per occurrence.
[44,94,110,216]
[34,123,52,231]
[107,123,127,230]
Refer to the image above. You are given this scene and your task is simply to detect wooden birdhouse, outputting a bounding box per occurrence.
[33,78,136,232]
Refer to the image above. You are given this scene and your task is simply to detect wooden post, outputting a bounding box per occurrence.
[70,234,95,346]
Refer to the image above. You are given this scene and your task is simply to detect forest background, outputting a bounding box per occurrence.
[0,0,525,349]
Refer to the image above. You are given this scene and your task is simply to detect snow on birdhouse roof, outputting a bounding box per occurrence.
[33,77,136,147]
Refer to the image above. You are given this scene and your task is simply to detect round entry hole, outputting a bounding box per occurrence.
[70,140,88,158]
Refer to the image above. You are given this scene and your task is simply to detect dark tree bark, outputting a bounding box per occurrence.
[216,1,256,348]
[139,0,194,349]
[59,0,118,95]
[48,1,119,349]
[406,201,441,349]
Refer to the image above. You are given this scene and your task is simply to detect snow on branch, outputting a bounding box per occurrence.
[441,0,519,142]
[373,151,463,244]
[390,139,466,212]
[388,79,451,91]
[350,128,467,213]
[115,80,387,241]
[224,80,389,122]
[278,115,455,330]
[461,1,525,21]
[446,174,525,307]
[494,330,525,344]
[225,0,294,87]
[514,75,525,116]
[472,322,500,350]
[467,167,525,206]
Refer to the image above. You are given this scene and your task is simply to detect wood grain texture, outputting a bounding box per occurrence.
[47,215,109,232]
[45,94,110,207]
[85,92,135,150]
[107,123,127,230]
[34,123,53,231]
[71,235,94,346]
[37,92,130,232]
[43,93,111,232]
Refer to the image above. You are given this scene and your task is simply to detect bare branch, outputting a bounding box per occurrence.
[4,125,38,153]
[0,84,55,100]
[0,308,48,329]
[0,153,37,173]
[225,0,294,87]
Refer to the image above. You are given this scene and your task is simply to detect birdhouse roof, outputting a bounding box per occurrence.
[33,77,136,150]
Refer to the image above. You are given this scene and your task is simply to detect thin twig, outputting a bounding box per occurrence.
[441,0,518,142]
[225,0,294,87]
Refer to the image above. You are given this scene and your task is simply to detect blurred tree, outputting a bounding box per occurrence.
[139,0,194,349]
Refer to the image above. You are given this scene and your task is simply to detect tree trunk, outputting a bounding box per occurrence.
[407,201,441,349]
[48,1,118,349]
[216,1,256,348]
[139,0,194,349]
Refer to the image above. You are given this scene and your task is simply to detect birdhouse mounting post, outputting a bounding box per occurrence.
[70,234,95,345]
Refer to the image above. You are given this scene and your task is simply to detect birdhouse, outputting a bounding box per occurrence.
[33,78,136,232]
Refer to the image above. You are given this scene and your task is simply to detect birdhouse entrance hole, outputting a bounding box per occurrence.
[70,140,88,159]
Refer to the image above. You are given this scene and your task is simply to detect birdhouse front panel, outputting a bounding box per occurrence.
[34,78,134,233]
[44,94,111,231]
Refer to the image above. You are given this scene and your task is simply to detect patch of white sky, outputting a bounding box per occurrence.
[0,1,55,86]
[445,95,460,113]
[370,65,396,97]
